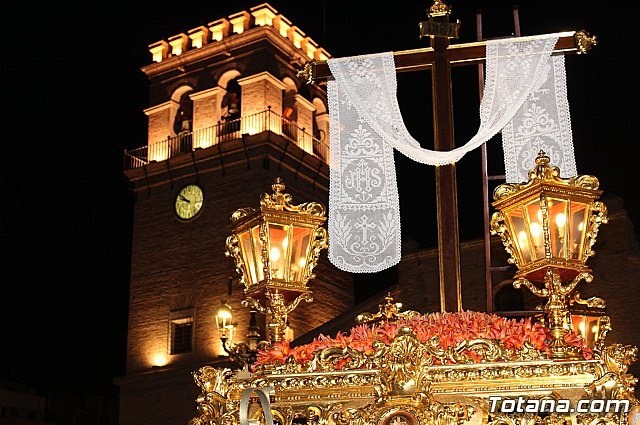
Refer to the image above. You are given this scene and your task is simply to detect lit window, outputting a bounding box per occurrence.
[170,312,194,354]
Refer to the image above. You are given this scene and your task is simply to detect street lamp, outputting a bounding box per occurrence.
[490,151,608,358]
[214,300,267,366]
[214,299,235,339]
[225,177,328,345]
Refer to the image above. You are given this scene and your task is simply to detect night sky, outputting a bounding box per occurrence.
[2,0,638,401]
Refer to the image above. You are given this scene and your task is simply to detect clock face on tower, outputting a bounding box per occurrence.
[175,184,204,220]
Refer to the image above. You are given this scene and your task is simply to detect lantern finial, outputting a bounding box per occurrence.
[272,177,285,194]
[528,150,560,182]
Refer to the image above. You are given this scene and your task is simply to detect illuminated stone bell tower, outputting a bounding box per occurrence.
[117,5,354,425]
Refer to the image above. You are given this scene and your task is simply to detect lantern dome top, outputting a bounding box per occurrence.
[230,178,326,225]
[260,177,325,216]
[493,151,601,203]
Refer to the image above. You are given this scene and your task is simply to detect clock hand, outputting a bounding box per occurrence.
[179,195,191,203]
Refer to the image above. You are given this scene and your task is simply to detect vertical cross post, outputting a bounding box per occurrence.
[422,1,462,312]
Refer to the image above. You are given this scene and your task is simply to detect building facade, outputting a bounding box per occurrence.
[116,5,354,425]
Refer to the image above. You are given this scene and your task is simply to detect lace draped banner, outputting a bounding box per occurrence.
[327,34,575,273]
[327,65,401,273]
[502,55,577,182]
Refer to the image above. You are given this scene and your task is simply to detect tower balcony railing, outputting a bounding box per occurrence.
[123,108,329,170]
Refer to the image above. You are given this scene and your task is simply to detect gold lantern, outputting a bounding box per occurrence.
[225,177,328,344]
[490,151,608,358]
[569,293,609,350]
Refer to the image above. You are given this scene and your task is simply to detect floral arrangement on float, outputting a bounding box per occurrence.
[254,310,592,373]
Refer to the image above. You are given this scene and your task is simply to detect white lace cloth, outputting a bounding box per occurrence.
[502,55,576,182]
[327,33,575,273]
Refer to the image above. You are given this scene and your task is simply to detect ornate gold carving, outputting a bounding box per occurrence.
[260,178,326,216]
[429,401,474,425]
[428,0,451,17]
[295,61,315,85]
[332,399,472,425]
[571,291,606,309]
[575,412,618,425]
[589,343,639,402]
[189,333,637,425]
[188,367,236,425]
[492,152,602,203]
[230,208,256,224]
[575,30,598,54]
[225,234,248,287]
[593,316,612,356]
[585,201,608,258]
[258,321,554,382]
[356,293,420,324]
[490,210,520,268]
[242,291,313,344]
[514,269,592,359]
[193,366,233,398]
[308,226,328,281]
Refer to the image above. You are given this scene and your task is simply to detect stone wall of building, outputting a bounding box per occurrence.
[126,158,353,374]
[121,150,354,425]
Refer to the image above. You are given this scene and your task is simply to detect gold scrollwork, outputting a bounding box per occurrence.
[585,201,608,258]
[490,211,519,268]
[356,293,420,325]
[589,343,640,402]
[295,62,315,85]
[188,367,236,425]
[307,226,328,281]
[225,234,248,287]
[259,178,325,217]
[574,30,598,54]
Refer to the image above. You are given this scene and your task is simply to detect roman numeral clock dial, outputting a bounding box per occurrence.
[174,184,204,220]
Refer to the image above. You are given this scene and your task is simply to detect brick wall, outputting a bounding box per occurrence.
[145,103,174,145]
[126,156,353,374]
[239,73,285,118]
[190,87,220,144]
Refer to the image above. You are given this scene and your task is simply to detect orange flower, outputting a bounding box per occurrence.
[255,339,290,367]
[255,311,563,369]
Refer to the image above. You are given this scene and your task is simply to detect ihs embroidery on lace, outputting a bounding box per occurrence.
[327,33,576,273]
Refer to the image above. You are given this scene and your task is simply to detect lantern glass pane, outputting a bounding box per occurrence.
[290,226,312,282]
[569,203,588,260]
[507,208,533,264]
[250,225,265,282]
[571,313,601,348]
[547,198,568,258]
[525,201,545,260]
[268,223,289,280]
[239,229,258,285]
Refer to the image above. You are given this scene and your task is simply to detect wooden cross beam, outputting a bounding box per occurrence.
[298,6,595,313]
[298,31,594,83]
